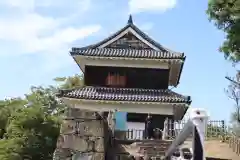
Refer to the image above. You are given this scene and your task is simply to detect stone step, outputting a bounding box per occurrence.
[139,149,166,153]
[133,140,172,158]
[137,143,171,147]
[137,139,172,143]
[114,140,173,159]
[135,140,172,146]
[138,151,165,156]
[139,146,168,151]
[136,143,171,151]
[147,157,162,160]
[138,143,171,147]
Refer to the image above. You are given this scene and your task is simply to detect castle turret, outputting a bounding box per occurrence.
[58,15,191,131]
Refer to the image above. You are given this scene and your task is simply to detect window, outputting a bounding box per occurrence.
[106,73,126,87]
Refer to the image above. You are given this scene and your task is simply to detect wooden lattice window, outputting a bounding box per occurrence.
[106,73,126,87]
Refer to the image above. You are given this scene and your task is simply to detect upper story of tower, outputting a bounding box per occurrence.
[70,15,186,88]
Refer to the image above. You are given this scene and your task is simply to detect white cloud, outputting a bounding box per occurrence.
[128,0,177,14]
[0,0,101,72]
[0,0,91,11]
[0,0,100,55]
[17,24,101,53]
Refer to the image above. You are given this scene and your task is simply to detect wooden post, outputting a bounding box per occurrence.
[221,120,225,142]
[162,118,168,140]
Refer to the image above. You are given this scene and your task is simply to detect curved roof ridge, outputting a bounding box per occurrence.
[129,24,182,54]
[77,16,182,54]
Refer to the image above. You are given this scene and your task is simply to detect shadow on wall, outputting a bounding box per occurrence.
[115,112,127,130]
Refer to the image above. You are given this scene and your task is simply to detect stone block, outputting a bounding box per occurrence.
[65,108,99,120]
[60,120,76,134]
[76,120,105,137]
[61,120,106,137]
[59,135,105,153]
[54,108,108,160]
[92,152,105,160]
[53,148,72,160]
[116,154,132,160]
[71,152,104,160]
[94,137,105,152]
[62,135,90,152]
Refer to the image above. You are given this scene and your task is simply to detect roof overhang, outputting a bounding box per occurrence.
[74,55,184,87]
[61,97,189,120]
[86,17,183,54]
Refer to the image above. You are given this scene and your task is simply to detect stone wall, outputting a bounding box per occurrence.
[53,108,108,160]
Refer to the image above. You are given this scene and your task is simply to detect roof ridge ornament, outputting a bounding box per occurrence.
[128,14,133,24]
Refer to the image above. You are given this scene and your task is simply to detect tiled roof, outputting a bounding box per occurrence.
[80,16,180,55]
[70,48,185,60]
[58,86,191,104]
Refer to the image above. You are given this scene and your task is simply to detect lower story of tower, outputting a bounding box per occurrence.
[57,86,191,121]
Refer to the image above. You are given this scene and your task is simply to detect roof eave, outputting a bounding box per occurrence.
[71,54,84,73]
[56,88,81,98]
[60,97,191,105]
[57,87,192,105]
[70,54,185,61]
[179,105,190,120]
[176,55,186,86]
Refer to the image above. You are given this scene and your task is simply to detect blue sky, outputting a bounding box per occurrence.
[0,0,236,122]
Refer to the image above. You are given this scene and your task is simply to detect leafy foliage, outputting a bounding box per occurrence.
[225,73,240,136]
[54,74,84,89]
[25,86,64,115]
[0,74,84,160]
[206,0,240,63]
[225,73,240,121]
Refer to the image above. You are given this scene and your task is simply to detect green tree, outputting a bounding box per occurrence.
[54,74,84,89]
[0,74,84,159]
[206,0,240,63]
[2,106,60,160]
[0,138,23,160]
[0,98,27,139]
[25,86,64,115]
[225,73,240,136]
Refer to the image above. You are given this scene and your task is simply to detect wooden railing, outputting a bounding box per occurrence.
[116,120,227,141]
[228,133,240,156]
[164,119,227,141]
[125,129,145,140]
[115,129,165,140]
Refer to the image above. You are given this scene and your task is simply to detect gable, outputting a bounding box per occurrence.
[105,32,152,49]
[97,26,161,51]
[82,15,181,54]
